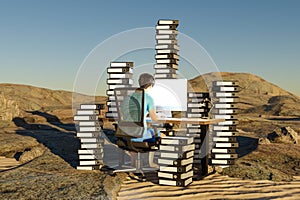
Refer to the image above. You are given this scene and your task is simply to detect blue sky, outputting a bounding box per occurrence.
[0,0,299,96]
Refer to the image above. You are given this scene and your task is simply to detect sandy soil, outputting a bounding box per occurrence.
[0,156,21,171]
[2,154,300,200]
[118,173,300,200]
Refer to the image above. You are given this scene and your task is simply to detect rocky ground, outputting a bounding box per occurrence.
[1,73,300,199]
[1,111,299,199]
[222,114,300,181]
[0,118,126,200]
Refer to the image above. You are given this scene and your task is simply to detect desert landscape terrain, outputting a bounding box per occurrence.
[0,72,299,199]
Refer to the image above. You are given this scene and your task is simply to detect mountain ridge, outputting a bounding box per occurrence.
[188,72,300,116]
[0,72,299,121]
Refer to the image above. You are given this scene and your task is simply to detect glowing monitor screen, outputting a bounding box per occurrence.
[149,79,187,111]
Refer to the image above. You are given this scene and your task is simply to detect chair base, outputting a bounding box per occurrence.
[111,151,158,174]
[112,166,157,174]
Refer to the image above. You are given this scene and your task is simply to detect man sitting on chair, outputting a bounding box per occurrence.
[124,73,163,168]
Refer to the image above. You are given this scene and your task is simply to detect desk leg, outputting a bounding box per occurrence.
[200,125,209,176]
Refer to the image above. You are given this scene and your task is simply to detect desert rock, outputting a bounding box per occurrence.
[258,137,271,144]
[18,145,46,163]
[268,127,298,144]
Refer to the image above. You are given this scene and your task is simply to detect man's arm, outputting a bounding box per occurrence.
[149,109,158,121]
[149,109,166,138]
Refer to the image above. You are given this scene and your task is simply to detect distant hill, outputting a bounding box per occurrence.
[188,72,300,116]
[1,72,299,122]
[0,84,106,121]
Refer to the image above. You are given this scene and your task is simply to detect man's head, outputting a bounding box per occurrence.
[138,73,155,89]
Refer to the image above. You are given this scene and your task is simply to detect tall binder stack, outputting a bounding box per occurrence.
[211,81,240,167]
[154,19,179,79]
[158,136,195,186]
[186,92,211,177]
[106,62,134,120]
[74,104,105,170]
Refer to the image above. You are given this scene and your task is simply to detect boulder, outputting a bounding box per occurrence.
[19,145,45,163]
[267,127,298,144]
[214,166,224,173]
[258,137,271,145]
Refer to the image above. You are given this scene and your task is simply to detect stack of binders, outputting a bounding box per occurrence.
[74,104,105,170]
[158,136,195,186]
[211,81,240,167]
[154,19,179,79]
[106,62,134,120]
[186,92,211,176]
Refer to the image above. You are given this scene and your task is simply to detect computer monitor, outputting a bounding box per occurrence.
[149,79,187,114]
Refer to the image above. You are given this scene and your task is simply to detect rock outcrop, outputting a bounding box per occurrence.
[189,72,300,116]
[0,83,107,121]
[258,137,271,145]
[267,127,298,144]
[0,93,21,121]
[18,145,45,163]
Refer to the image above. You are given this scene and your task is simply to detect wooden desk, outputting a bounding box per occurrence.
[152,117,224,125]
[149,117,225,177]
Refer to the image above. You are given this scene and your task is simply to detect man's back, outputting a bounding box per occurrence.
[121,91,143,123]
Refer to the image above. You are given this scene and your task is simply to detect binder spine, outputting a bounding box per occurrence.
[74,104,105,170]
[154,19,179,79]
[186,92,211,173]
[106,62,134,120]
[158,135,194,186]
[211,81,240,167]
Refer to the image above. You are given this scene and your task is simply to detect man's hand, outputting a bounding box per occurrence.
[160,132,167,138]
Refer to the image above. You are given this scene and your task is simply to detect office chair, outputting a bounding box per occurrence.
[113,87,159,173]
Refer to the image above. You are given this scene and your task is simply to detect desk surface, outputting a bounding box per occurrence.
[149,117,225,125]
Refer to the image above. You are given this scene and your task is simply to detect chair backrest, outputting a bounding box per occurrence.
[114,87,146,138]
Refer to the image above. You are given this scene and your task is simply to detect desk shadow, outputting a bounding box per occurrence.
[236,136,258,158]
[13,114,80,168]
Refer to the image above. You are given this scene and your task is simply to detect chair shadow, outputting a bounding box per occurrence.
[12,112,80,168]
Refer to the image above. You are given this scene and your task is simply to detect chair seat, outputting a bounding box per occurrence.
[131,141,150,149]
[116,136,159,153]
[112,87,160,174]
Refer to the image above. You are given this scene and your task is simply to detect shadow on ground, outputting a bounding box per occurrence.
[236,136,258,157]
[267,117,300,121]
[12,111,80,167]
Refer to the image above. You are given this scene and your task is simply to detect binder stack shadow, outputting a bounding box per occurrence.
[236,136,258,158]
[12,111,80,167]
